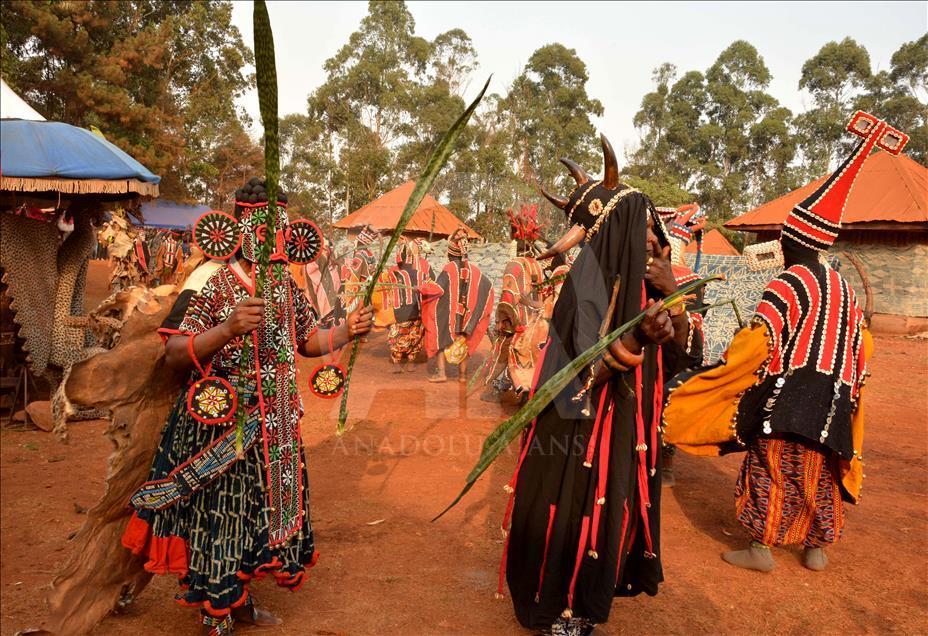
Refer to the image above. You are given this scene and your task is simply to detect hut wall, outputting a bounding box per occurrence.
[337,231,928,319]
[742,230,927,317]
[834,233,928,318]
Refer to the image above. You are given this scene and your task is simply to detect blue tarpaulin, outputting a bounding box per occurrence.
[0,119,160,184]
[141,199,210,229]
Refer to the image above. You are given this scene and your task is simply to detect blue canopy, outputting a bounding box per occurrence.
[0,119,160,196]
[141,199,210,230]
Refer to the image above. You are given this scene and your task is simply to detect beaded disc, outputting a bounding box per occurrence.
[287,219,323,265]
[309,363,346,399]
[194,211,241,260]
[187,376,238,425]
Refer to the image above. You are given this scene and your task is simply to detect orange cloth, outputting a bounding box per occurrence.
[663,322,771,455]
[289,262,306,289]
[371,271,395,327]
[663,322,872,502]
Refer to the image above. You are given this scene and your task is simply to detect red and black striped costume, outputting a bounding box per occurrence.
[421,257,493,360]
[387,239,434,363]
[664,111,903,549]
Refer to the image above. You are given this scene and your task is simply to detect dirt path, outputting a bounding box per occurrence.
[2,270,926,635]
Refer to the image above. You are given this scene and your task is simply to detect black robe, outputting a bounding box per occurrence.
[505,191,698,629]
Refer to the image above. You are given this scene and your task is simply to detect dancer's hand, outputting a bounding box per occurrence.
[346,305,374,337]
[222,298,264,337]
[645,242,677,296]
[637,298,674,345]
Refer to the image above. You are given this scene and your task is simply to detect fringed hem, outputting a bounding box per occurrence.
[1,175,159,197]
[122,512,189,578]
[179,586,251,617]
[122,512,319,615]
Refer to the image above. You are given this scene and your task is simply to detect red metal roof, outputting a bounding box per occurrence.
[686,229,740,255]
[726,150,927,231]
[333,180,481,239]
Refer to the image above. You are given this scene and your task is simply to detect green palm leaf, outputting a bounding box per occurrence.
[432,275,723,520]
[234,0,280,456]
[336,77,492,435]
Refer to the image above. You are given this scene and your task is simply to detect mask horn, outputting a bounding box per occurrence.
[541,187,568,210]
[538,224,586,259]
[601,133,619,189]
[559,157,589,185]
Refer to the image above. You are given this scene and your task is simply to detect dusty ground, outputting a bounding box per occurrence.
[1,262,926,635]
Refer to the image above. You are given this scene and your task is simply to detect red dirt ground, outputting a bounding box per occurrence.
[1,262,926,635]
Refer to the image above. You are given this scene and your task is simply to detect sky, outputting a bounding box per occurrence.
[231,1,927,158]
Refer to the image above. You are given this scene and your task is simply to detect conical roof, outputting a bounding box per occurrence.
[334,180,481,239]
[726,150,927,231]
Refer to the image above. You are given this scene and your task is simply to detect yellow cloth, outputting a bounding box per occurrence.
[371,271,395,328]
[839,327,872,503]
[663,323,771,455]
[340,271,395,327]
[663,322,873,502]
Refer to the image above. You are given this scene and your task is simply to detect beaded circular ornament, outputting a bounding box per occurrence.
[309,362,346,399]
[194,211,241,260]
[187,376,238,425]
[185,334,238,425]
[286,219,323,264]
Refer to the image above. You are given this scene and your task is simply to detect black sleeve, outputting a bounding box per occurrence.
[159,289,196,332]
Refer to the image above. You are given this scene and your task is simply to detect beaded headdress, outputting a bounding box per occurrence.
[192,177,322,265]
[781,111,908,254]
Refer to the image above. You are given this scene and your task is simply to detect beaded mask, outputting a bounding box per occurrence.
[193,200,323,266]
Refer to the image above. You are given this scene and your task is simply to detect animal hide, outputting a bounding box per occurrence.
[43,287,185,636]
[51,213,95,369]
[0,213,60,375]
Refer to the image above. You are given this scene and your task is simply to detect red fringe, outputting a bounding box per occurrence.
[566,515,591,610]
[122,512,189,578]
[590,399,615,553]
[123,513,320,613]
[534,504,558,601]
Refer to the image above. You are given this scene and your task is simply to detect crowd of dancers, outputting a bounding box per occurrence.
[84,109,905,636]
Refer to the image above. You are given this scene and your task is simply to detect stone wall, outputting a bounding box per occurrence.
[332,233,928,321]
[833,237,928,318]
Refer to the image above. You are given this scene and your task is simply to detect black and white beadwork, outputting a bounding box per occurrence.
[194,211,241,260]
[287,219,323,265]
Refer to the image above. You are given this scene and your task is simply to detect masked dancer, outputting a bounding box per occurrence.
[502,136,704,635]
[662,112,905,572]
[121,177,374,635]
[387,237,434,372]
[422,227,493,383]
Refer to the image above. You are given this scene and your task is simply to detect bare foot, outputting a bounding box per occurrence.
[721,542,775,572]
[428,373,447,383]
[802,547,828,571]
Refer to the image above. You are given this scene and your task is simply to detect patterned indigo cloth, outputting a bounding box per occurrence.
[685,253,839,364]
[127,260,319,615]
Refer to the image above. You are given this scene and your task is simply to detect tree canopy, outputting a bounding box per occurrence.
[1,0,261,208]
[3,2,924,240]
[627,33,927,241]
